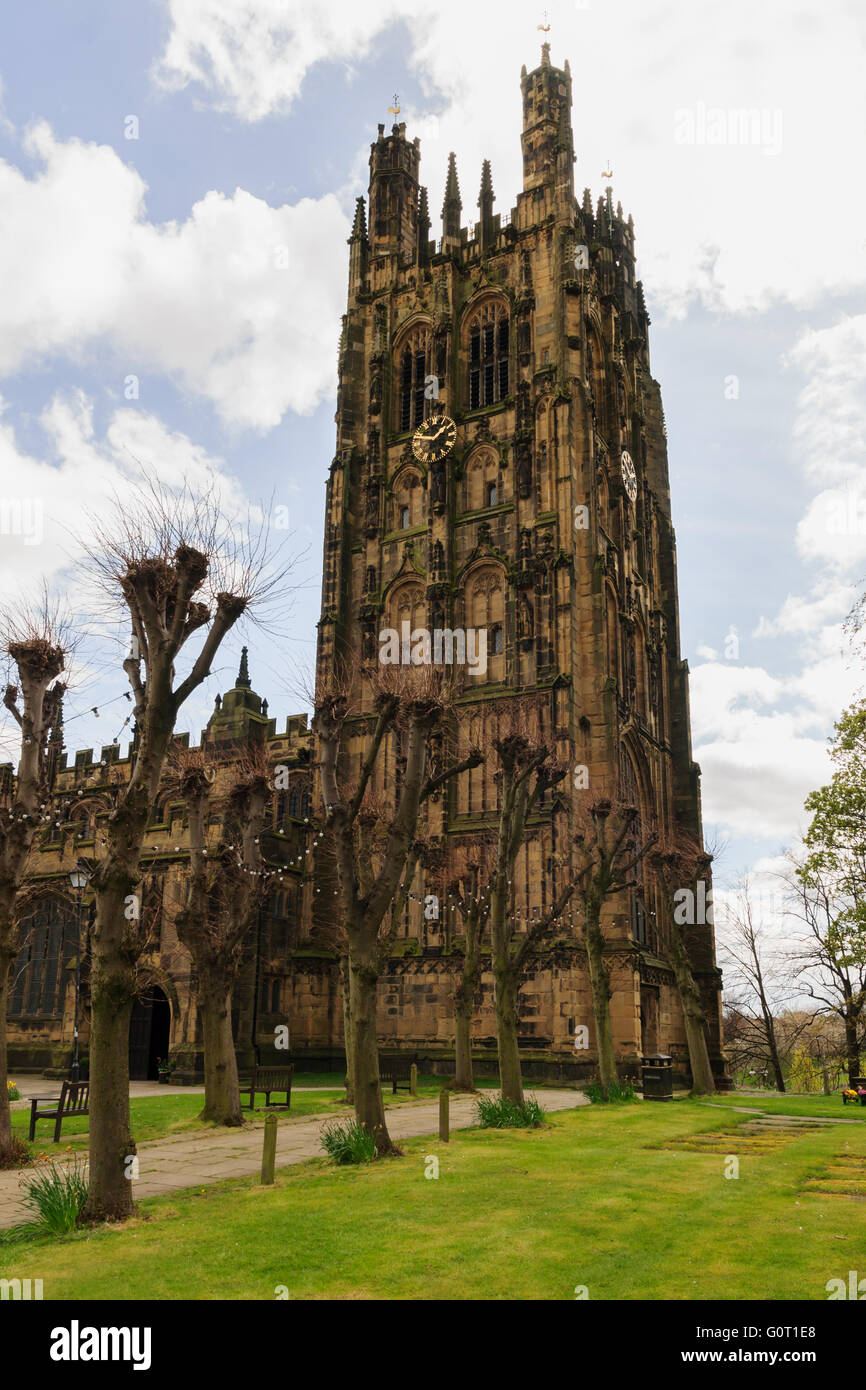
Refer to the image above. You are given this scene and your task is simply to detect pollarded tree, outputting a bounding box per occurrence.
[572,795,658,1095]
[650,831,717,1095]
[485,733,574,1105]
[170,742,272,1127]
[80,475,292,1222]
[447,841,493,1093]
[313,661,481,1155]
[0,598,68,1166]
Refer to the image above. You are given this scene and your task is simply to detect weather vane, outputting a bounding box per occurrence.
[537,9,551,32]
[388,93,401,117]
[602,158,613,180]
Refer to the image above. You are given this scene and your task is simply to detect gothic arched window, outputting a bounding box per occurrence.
[464,566,506,683]
[389,582,426,641]
[397,324,431,432]
[467,301,509,409]
[462,448,499,513]
[393,468,422,531]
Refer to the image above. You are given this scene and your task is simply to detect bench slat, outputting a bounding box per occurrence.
[28,1082,89,1142]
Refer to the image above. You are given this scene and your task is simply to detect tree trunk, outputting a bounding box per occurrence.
[767,1031,786,1092]
[348,948,394,1155]
[340,954,354,1105]
[453,943,479,1091]
[845,1014,861,1083]
[667,925,715,1095]
[584,914,616,1092]
[198,969,242,1126]
[81,963,136,1222]
[454,999,474,1092]
[493,966,524,1105]
[0,955,13,1161]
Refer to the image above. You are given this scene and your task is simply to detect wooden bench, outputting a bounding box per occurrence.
[239,1065,293,1110]
[380,1057,416,1095]
[28,1081,90,1142]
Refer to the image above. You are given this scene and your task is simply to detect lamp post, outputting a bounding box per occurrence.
[68,868,89,1083]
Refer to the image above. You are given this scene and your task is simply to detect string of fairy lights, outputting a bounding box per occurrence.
[2,780,584,925]
[3,687,590,929]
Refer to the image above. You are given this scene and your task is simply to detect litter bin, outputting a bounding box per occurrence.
[642,1053,673,1100]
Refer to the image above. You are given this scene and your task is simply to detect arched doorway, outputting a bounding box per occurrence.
[128,987,171,1081]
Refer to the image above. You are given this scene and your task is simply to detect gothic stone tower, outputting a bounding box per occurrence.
[315,45,726,1083]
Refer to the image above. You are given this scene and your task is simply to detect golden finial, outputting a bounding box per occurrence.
[602,159,613,180]
[388,93,401,117]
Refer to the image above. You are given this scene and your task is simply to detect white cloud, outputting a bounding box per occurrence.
[0,388,247,594]
[689,663,784,744]
[689,629,862,844]
[155,0,866,316]
[154,0,413,122]
[783,314,866,568]
[754,586,853,642]
[0,124,348,428]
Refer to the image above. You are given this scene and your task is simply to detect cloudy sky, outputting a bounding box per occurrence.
[0,0,864,906]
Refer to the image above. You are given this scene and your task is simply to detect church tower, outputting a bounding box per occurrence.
[315,45,726,1083]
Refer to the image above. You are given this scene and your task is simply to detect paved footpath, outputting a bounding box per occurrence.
[699,1101,866,1126]
[0,1087,587,1229]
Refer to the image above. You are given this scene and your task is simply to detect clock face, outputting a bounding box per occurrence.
[412,413,456,464]
[621,450,638,504]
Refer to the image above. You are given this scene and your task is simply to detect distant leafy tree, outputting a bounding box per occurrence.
[791,700,866,1081]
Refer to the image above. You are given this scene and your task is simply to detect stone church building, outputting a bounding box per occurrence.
[6,45,727,1087]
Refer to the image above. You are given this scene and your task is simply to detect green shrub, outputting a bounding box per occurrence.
[0,1155,89,1241]
[586,1078,637,1103]
[475,1093,545,1128]
[320,1118,377,1165]
[0,1135,30,1171]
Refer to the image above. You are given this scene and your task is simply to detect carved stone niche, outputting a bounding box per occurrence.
[516,443,532,500]
[431,460,446,511]
[517,527,535,589]
[364,478,380,537]
[517,591,535,644]
[429,538,445,580]
[369,354,383,416]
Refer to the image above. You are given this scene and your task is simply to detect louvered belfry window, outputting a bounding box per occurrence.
[469,303,509,409]
[398,326,431,432]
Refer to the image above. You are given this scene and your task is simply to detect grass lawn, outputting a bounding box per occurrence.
[702,1092,866,1123]
[293,1071,500,1094]
[11,1090,347,1155]
[3,1099,865,1300]
[10,1074,501,1156]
